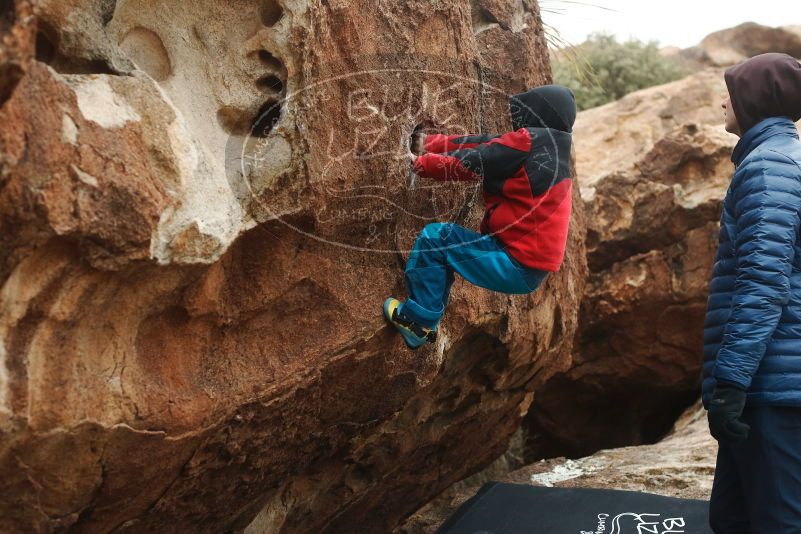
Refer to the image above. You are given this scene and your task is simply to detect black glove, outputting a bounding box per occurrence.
[708,381,750,443]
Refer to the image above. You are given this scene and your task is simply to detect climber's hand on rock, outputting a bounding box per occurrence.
[707,382,750,443]
[411,131,427,155]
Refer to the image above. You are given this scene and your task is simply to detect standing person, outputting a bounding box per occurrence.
[703,53,801,533]
[383,85,576,349]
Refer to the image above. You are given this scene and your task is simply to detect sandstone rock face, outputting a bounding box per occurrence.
[0,1,587,532]
[402,401,716,533]
[681,22,801,67]
[0,1,34,107]
[574,69,730,193]
[524,70,737,459]
[0,63,177,275]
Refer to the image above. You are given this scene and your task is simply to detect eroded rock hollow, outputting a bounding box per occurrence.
[0,0,586,532]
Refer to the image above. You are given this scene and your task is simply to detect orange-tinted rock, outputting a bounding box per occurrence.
[0,64,174,277]
[0,1,586,532]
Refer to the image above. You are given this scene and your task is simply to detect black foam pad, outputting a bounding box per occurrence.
[438,482,711,534]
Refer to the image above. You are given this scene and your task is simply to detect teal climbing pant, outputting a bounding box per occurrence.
[401,223,548,328]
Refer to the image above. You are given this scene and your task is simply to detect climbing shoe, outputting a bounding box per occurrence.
[383,297,437,349]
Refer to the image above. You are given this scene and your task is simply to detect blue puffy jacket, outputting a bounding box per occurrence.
[702,117,801,408]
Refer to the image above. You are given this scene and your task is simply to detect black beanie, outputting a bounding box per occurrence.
[509,85,577,133]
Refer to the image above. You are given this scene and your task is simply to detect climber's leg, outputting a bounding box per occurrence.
[398,223,457,330]
[383,223,453,349]
[383,297,437,349]
[398,223,547,330]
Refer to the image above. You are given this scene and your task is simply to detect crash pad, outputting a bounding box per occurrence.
[437,482,711,534]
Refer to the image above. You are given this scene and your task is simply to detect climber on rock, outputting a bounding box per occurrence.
[383,85,576,349]
[702,53,801,533]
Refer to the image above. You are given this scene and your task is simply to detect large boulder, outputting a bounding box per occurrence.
[0,0,587,532]
[681,22,801,67]
[574,68,729,193]
[524,69,737,459]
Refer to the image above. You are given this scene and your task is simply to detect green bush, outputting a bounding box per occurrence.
[553,33,688,111]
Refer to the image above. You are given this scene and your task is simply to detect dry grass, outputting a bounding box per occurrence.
[538,1,615,90]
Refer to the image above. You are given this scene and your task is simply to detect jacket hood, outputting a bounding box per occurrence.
[509,85,577,133]
[725,53,801,135]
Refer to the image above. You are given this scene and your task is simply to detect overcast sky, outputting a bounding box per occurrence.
[539,0,801,48]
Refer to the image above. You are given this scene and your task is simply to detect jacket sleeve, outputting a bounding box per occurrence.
[713,157,801,389]
[424,133,500,154]
[414,129,530,182]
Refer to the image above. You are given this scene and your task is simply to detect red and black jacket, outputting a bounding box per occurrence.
[413,128,573,272]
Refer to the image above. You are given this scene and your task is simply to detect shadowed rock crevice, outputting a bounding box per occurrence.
[1,0,14,29]
[219,46,287,139]
[259,0,284,27]
[524,374,702,461]
[469,0,500,35]
[257,73,284,93]
[34,16,117,74]
[0,0,34,106]
[250,99,282,138]
[34,22,57,64]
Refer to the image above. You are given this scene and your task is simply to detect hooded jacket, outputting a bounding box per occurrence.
[702,53,801,408]
[725,53,801,134]
[413,85,576,272]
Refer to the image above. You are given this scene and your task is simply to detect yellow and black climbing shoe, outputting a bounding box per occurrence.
[383,297,437,349]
